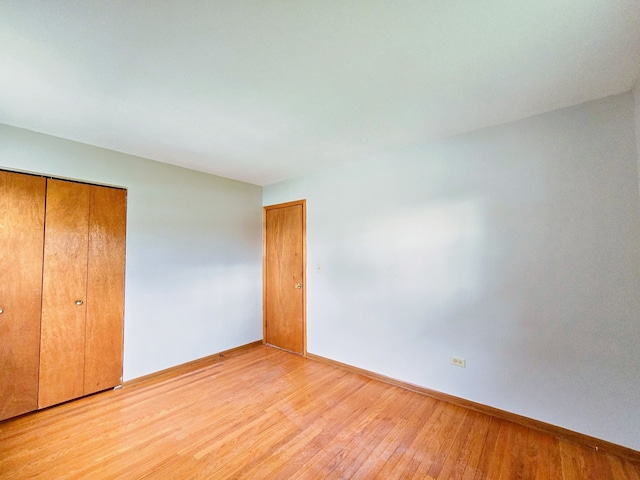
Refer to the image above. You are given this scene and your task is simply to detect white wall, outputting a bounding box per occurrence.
[264,92,640,450]
[0,124,263,381]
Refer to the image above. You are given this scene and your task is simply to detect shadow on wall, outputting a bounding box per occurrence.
[321,197,487,361]
[317,180,640,408]
[351,198,485,318]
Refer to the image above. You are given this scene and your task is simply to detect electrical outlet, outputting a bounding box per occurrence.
[450,356,466,368]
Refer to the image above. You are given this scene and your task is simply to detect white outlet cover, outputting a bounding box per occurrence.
[450,356,466,368]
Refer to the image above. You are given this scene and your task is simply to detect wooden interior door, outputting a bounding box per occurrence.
[0,171,46,421]
[264,200,305,355]
[84,185,127,395]
[39,179,91,408]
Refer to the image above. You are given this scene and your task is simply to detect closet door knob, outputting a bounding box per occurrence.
[295,283,302,289]
[0,307,3,314]
[75,300,83,306]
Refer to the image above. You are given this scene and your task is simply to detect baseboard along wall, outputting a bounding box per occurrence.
[305,352,640,464]
[124,341,640,464]
[124,340,263,388]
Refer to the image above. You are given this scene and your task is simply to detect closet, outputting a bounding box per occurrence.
[0,170,127,420]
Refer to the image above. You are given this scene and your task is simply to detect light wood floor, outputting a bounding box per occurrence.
[1,345,639,479]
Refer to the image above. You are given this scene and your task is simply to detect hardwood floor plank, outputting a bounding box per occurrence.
[313,386,403,479]
[435,411,490,479]
[291,380,411,478]
[474,419,513,479]
[577,443,615,480]
[528,427,563,480]
[608,453,640,480]
[238,379,377,479]
[424,407,471,478]
[561,438,588,480]
[1,344,639,479]
[502,426,532,479]
[470,416,502,480]
[364,392,443,478]
[348,393,426,479]
[450,412,492,479]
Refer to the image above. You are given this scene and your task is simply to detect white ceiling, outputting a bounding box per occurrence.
[1,1,639,186]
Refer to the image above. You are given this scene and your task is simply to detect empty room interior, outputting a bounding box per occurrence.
[1,1,640,478]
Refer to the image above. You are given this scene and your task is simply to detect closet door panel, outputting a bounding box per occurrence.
[84,186,127,395]
[0,171,45,420]
[39,179,90,409]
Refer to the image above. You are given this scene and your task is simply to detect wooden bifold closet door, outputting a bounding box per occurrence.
[0,171,46,420]
[83,185,127,395]
[38,180,91,407]
[0,170,126,420]
[39,179,127,409]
